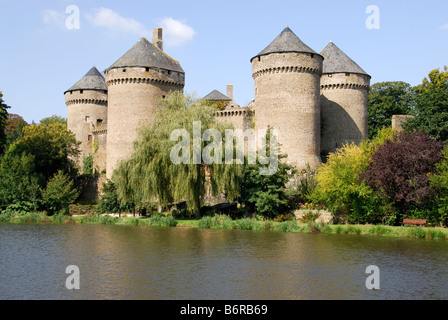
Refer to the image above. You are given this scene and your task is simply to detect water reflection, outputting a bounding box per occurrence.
[0,224,447,300]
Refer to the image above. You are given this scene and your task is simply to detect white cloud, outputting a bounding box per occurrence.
[440,23,448,29]
[42,9,66,29]
[160,17,195,47]
[86,7,149,37]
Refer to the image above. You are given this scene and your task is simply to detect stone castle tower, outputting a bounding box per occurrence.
[65,26,370,182]
[65,66,108,167]
[104,29,185,178]
[319,41,370,159]
[251,27,323,168]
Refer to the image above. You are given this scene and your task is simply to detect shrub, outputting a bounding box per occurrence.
[275,220,299,233]
[147,214,177,227]
[299,211,321,223]
[198,216,212,229]
[234,218,255,230]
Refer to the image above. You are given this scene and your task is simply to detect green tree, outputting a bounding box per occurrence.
[368,81,414,139]
[41,170,80,215]
[404,66,448,142]
[7,122,80,185]
[114,91,242,217]
[0,153,41,211]
[428,146,448,226]
[5,113,28,150]
[238,130,295,218]
[0,91,11,154]
[39,115,67,127]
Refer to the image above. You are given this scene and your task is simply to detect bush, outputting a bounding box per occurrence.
[234,218,255,230]
[147,214,177,227]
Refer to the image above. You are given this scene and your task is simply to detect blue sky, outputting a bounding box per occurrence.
[0,0,447,123]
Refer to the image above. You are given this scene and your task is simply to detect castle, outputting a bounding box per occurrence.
[65,27,370,180]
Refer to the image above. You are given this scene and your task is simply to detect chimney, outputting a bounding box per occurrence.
[227,85,234,101]
[153,28,163,51]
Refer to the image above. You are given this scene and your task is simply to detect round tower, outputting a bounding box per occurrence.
[320,41,371,160]
[104,29,185,178]
[64,66,108,166]
[251,27,323,168]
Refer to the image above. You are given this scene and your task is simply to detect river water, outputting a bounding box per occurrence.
[0,223,447,300]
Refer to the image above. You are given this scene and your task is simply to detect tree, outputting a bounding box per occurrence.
[360,131,445,224]
[309,128,394,224]
[39,115,67,127]
[0,152,41,211]
[5,113,28,149]
[368,81,414,139]
[404,66,448,142]
[114,91,242,217]
[41,171,80,215]
[429,146,448,226]
[238,130,295,218]
[0,91,11,154]
[7,122,80,185]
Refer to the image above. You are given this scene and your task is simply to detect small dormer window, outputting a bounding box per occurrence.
[146,67,149,72]
[80,90,84,94]
[345,73,351,76]
[311,54,314,58]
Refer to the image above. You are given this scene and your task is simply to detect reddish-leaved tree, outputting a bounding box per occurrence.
[360,131,445,218]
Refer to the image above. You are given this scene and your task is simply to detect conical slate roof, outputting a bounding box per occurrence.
[320,42,369,76]
[203,90,231,101]
[65,66,107,93]
[106,37,184,73]
[251,26,319,62]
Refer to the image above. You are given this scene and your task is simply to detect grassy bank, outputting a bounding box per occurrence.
[1,211,448,240]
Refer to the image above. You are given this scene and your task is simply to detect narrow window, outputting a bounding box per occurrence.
[80,90,83,94]
[88,135,93,142]
[85,116,90,122]
[123,69,126,72]
[145,67,149,72]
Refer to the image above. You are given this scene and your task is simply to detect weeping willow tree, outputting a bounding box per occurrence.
[113,91,243,217]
